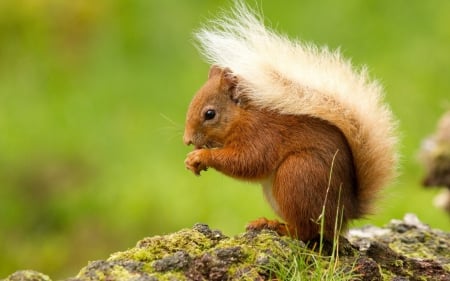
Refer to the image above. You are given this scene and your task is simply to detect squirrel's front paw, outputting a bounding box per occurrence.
[185,149,210,176]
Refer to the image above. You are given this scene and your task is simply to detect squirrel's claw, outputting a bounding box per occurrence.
[185,149,209,176]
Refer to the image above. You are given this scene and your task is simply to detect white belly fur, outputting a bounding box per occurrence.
[260,175,281,216]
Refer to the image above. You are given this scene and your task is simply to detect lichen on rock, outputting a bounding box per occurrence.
[349,213,450,280]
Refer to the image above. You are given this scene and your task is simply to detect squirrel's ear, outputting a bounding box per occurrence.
[220,68,242,105]
[208,65,241,104]
[208,65,238,90]
[208,65,223,79]
[220,67,238,91]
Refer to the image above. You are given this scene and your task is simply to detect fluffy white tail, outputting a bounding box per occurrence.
[195,1,398,214]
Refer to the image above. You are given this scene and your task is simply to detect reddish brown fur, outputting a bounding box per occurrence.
[184,66,358,241]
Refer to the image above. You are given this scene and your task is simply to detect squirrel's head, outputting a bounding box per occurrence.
[183,65,243,149]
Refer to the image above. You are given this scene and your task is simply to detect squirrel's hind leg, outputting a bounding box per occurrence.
[271,152,337,241]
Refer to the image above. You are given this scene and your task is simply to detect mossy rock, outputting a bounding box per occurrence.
[3,214,450,281]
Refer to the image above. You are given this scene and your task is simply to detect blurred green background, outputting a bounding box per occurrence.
[0,0,449,279]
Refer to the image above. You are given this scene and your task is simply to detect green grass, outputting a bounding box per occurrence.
[0,0,449,279]
[265,241,358,281]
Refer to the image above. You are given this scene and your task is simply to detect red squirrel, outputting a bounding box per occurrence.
[183,2,398,241]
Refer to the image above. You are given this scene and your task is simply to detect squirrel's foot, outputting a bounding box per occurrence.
[246,217,293,237]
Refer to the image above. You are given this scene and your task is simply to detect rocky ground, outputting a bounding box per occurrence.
[3,214,450,281]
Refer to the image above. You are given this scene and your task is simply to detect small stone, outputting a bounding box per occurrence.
[403,213,429,229]
[192,223,212,236]
[355,257,382,281]
[193,223,227,241]
[153,251,191,272]
[215,247,246,263]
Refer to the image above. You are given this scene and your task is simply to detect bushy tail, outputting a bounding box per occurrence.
[195,1,398,215]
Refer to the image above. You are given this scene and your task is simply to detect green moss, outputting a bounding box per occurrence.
[443,264,450,272]
[109,228,216,263]
[379,269,394,280]
[3,270,52,281]
[393,259,403,267]
[107,265,139,280]
[148,271,186,281]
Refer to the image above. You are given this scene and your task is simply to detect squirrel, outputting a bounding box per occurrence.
[183,2,398,241]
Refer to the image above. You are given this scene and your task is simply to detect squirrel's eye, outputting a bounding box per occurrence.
[204,109,216,120]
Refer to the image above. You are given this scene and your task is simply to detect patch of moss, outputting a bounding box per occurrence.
[387,227,450,268]
[109,227,220,264]
[71,224,300,281]
[3,270,52,281]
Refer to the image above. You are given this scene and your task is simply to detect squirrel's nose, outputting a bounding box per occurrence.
[183,134,193,146]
